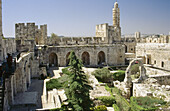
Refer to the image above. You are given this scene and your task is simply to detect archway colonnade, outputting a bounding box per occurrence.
[48,51,106,67]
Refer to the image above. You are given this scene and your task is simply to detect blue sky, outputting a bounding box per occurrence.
[3,0,170,37]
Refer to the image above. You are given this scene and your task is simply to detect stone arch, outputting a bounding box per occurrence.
[123,59,147,97]
[49,53,58,67]
[81,51,90,66]
[98,51,105,65]
[124,59,147,88]
[66,52,71,66]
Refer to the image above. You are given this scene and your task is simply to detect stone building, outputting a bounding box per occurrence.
[0,0,170,110]
[15,23,47,52]
[143,35,170,43]
[0,0,16,63]
[25,1,125,67]
[95,2,121,43]
[0,0,40,110]
[136,43,170,71]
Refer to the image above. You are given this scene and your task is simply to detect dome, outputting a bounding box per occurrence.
[114,2,118,8]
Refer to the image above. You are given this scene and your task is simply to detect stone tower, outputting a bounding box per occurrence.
[113,1,120,27]
[0,0,2,37]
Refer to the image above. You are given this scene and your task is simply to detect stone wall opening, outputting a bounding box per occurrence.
[98,51,105,65]
[123,59,147,97]
[81,51,90,66]
[49,53,58,67]
[162,61,164,67]
[125,45,127,53]
[66,52,70,66]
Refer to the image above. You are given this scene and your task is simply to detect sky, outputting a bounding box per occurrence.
[2,0,170,37]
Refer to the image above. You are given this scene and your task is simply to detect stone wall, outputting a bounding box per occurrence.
[3,52,38,111]
[95,23,121,44]
[145,35,169,43]
[40,44,125,67]
[0,0,2,36]
[0,38,16,63]
[136,43,170,70]
[50,36,105,46]
[15,23,47,45]
[133,82,170,102]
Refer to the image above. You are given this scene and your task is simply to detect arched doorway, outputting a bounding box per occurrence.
[98,51,105,65]
[81,52,90,66]
[66,52,70,66]
[49,53,58,67]
[125,45,127,53]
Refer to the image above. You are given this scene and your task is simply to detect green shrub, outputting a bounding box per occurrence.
[62,67,70,75]
[50,108,61,111]
[113,70,125,82]
[130,96,166,111]
[109,66,117,70]
[113,104,120,111]
[46,74,69,91]
[105,84,112,95]
[94,105,107,111]
[97,96,116,107]
[92,68,112,83]
[46,79,63,91]
[131,64,139,75]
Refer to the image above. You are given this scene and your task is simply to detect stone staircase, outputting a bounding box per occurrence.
[0,85,4,111]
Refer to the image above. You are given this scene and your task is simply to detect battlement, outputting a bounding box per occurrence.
[47,36,107,46]
[136,43,170,50]
[15,23,47,45]
[145,35,170,43]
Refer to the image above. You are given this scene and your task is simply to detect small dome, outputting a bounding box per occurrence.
[114,2,118,8]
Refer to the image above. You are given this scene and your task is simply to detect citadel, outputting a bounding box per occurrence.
[0,0,170,111]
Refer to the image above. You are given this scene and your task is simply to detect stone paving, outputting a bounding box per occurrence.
[10,79,44,111]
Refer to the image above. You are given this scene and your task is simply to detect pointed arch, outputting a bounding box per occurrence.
[49,53,58,67]
[98,51,105,65]
[66,52,71,66]
[81,51,90,66]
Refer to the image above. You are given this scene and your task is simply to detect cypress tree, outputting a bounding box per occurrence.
[65,51,93,111]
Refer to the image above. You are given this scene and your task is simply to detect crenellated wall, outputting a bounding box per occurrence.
[15,23,47,46]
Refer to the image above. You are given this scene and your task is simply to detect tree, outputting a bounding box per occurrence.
[65,51,93,111]
[51,33,58,39]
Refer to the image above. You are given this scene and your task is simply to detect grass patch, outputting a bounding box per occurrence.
[46,79,63,91]
[113,104,120,111]
[111,87,131,111]
[46,74,68,91]
[130,96,166,111]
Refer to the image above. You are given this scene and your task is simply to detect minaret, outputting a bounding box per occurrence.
[113,1,120,27]
[0,0,2,37]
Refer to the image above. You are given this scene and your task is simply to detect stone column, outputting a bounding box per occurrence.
[0,0,2,36]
